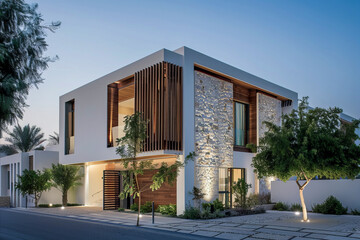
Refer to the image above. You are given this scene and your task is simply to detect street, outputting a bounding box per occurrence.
[0,209,213,240]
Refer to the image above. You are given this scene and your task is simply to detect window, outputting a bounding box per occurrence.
[219,168,246,208]
[234,102,249,146]
[7,171,10,189]
[65,99,75,154]
[29,156,33,171]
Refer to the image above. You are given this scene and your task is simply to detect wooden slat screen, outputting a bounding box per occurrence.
[103,170,120,210]
[107,84,118,147]
[135,62,183,152]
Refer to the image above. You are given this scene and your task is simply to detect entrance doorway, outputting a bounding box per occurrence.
[218,168,245,208]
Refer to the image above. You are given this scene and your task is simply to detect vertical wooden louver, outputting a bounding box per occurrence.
[135,62,182,152]
[107,83,118,147]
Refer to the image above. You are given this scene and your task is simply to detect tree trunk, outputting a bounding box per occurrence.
[35,197,38,207]
[62,191,68,206]
[299,188,308,221]
[137,192,141,226]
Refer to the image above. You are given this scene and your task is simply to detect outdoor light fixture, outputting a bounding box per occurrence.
[49,203,53,207]
[61,206,65,210]
[295,211,300,215]
[139,214,143,218]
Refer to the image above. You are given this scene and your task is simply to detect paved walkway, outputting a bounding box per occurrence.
[10,207,360,240]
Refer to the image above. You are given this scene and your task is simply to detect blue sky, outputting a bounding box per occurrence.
[6,0,360,141]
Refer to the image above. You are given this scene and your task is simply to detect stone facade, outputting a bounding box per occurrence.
[194,71,233,201]
[257,93,282,194]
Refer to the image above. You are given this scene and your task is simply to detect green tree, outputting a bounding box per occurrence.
[50,164,83,206]
[116,112,183,226]
[15,169,52,207]
[232,179,252,209]
[0,0,60,132]
[0,124,45,155]
[251,97,360,221]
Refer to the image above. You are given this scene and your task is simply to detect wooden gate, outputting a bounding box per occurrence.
[103,170,120,210]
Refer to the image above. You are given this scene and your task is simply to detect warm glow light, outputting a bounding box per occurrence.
[139,214,143,218]
[61,206,65,210]
[49,203,53,207]
[295,211,300,215]
[307,220,310,223]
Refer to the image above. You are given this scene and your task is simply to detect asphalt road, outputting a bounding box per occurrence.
[0,209,214,240]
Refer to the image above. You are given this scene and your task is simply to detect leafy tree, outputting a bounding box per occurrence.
[0,124,45,154]
[48,132,59,145]
[50,164,83,206]
[189,186,206,209]
[0,0,60,132]
[232,179,252,209]
[15,169,52,207]
[116,112,183,226]
[251,97,360,221]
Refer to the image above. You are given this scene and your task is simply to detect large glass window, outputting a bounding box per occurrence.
[65,99,75,154]
[108,83,135,147]
[234,102,249,146]
[218,168,245,208]
[116,85,135,140]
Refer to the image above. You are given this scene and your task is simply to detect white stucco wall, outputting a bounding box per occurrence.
[233,151,256,194]
[85,164,106,207]
[271,179,360,211]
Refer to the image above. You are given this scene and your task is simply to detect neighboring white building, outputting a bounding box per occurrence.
[0,145,83,207]
[59,46,297,214]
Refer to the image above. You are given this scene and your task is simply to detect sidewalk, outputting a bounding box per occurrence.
[13,207,360,240]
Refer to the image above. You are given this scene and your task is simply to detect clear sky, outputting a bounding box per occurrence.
[2,0,360,143]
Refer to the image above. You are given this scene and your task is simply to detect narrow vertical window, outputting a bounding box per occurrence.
[29,156,33,171]
[65,99,75,154]
[234,102,249,146]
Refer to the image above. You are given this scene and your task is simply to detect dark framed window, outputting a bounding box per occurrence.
[65,99,75,155]
[219,168,246,208]
[234,102,249,146]
[7,171,10,189]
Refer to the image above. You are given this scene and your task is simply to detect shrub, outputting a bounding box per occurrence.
[213,199,225,211]
[273,202,289,211]
[67,203,82,207]
[140,201,153,213]
[233,179,251,208]
[202,199,225,212]
[157,204,177,216]
[130,203,138,211]
[312,196,347,215]
[118,208,125,212]
[247,193,260,207]
[38,204,51,208]
[38,203,62,208]
[181,207,201,219]
[258,193,271,204]
[290,203,302,212]
[351,209,360,215]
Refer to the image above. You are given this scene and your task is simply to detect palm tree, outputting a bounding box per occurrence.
[51,164,83,206]
[48,132,59,145]
[0,124,45,155]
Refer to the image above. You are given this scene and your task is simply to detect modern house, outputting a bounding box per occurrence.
[59,47,298,215]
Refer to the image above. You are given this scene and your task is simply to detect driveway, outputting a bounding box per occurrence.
[10,207,360,239]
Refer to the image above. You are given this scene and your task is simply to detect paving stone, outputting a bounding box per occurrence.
[243,238,262,240]
[198,226,256,235]
[349,234,360,239]
[215,232,249,239]
[240,224,263,229]
[292,237,320,240]
[264,225,302,231]
[306,233,354,240]
[301,229,351,237]
[192,230,221,237]
[177,230,195,234]
[256,228,308,237]
[251,233,292,240]
[220,223,241,227]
